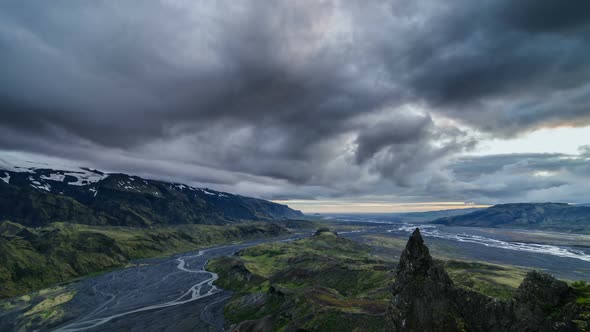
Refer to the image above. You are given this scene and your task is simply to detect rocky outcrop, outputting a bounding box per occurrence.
[388,228,464,331]
[312,227,337,237]
[229,316,275,332]
[388,228,588,332]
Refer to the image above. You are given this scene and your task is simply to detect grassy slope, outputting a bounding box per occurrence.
[208,230,393,331]
[0,220,290,299]
[363,234,528,299]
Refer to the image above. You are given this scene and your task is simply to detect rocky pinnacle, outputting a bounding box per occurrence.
[395,228,452,287]
[388,228,587,332]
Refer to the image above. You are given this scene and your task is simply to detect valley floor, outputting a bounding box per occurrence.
[0,221,294,299]
[0,233,309,332]
[2,221,589,331]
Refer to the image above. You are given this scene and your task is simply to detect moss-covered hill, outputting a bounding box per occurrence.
[207,229,393,331]
[0,220,290,299]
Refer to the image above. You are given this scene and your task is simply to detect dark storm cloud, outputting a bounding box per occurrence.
[354,112,476,186]
[387,0,590,136]
[499,1,590,33]
[355,113,433,164]
[0,0,589,202]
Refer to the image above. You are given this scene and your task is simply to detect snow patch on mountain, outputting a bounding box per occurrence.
[0,172,9,184]
[30,181,51,192]
[0,158,233,199]
[0,158,109,186]
[199,188,229,198]
[117,179,143,192]
[63,171,108,186]
[41,173,66,182]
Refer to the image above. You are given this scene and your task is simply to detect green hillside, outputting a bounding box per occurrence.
[0,221,290,299]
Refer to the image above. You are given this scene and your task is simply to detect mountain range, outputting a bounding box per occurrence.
[433,202,590,233]
[0,162,303,227]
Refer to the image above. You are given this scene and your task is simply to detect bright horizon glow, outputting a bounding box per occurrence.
[276,126,590,213]
[273,200,490,214]
[275,127,590,214]
[473,126,590,155]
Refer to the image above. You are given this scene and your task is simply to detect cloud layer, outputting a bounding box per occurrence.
[1,0,589,205]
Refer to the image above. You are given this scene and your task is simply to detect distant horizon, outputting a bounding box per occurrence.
[272,201,489,214]
[278,201,588,214]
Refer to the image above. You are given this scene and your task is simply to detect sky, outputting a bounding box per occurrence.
[1,1,590,213]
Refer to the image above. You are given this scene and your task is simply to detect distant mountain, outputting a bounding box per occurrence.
[390,208,484,222]
[322,208,483,224]
[0,162,303,227]
[433,203,590,233]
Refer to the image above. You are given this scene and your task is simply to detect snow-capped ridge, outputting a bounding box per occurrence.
[0,171,9,184]
[2,160,235,199]
[0,159,109,189]
[0,158,305,225]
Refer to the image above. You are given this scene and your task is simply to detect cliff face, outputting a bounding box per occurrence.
[388,228,589,332]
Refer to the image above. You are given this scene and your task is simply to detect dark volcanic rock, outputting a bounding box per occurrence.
[229,315,275,332]
[514,270,573,307]
[389,228,462,331]
[395,228,452,284]
[387,228,588,332]
[512,271,581,332]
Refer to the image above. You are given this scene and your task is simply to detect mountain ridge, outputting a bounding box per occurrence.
[433,202,590,233]
[0,162,303,227]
